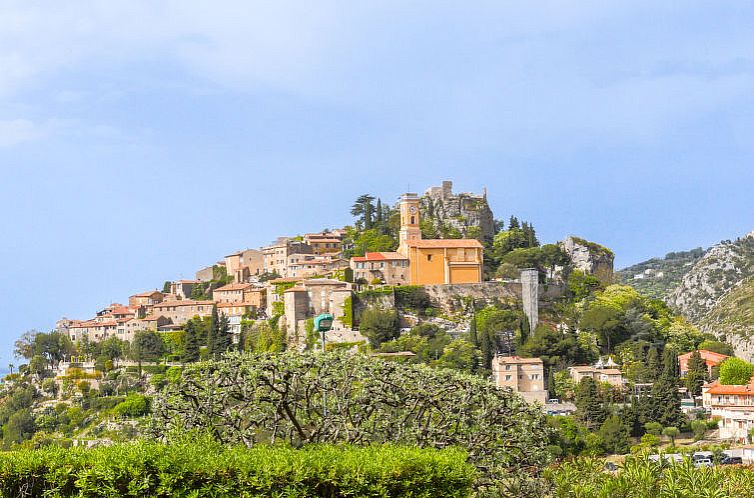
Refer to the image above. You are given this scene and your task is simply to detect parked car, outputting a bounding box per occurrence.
[694,458,713,468]
[720,456,743,465]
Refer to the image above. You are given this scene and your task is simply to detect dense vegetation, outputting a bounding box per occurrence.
[153,351,552,496]
[617,247,707,299]
[0,439,475,497]
[549,456,754,497]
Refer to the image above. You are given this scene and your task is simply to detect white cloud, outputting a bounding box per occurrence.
[0,1,752,150]
[0,119,42,147]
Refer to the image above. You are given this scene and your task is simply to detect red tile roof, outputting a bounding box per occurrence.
[678,350,730,363]
[214,283,254,292]
[352,252,408,262]
[706,379,754,396]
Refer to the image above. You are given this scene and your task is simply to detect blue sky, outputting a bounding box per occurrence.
[1,2,754,367]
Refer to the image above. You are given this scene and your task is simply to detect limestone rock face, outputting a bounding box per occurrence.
[560,236,615,283]
[667,231,754,324]
[419,181,495,241]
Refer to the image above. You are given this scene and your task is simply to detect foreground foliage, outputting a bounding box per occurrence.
[0,439,475,497]
[152,351,553,496]
[548,456,754,498]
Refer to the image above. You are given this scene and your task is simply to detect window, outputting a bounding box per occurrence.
[504,375,511,381]
[505,365,511,371]
[410,216,415,224]
[427,254,433,262]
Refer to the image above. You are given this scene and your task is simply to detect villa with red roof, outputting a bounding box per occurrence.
[703,378,754,441]
[679,349,730,376]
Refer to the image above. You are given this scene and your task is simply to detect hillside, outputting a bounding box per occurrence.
[616,247,706,300]
[666,233,754,323]
[620,232,754,357]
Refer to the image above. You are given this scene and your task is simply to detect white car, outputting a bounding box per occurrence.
[694,458,713,468]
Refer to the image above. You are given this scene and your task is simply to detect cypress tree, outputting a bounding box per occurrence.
[646,347,660,382]
[206,306,218,356]
[648,348,683,427]
[214,312,232,354]
[182,320,200,363]
[575,377,607,430]
[685,350,708,396]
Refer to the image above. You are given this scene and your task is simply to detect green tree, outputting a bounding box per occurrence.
[684,350,708,396]
[574,377,607,429]
[719,357,754,385]
[644,421,663,436]
[360,308,399,348]
[2,409,35,446]
[662,426,680,446]
[690,419,707,441]
[162,281,172,293]
[697,340,734,356]
[207,307,231,357]
[351,194,376,230]
[647,348,683,427]
[598,415,630,455]
[434,339,480,373]
[182,319,201,363]
[130,330,166,364]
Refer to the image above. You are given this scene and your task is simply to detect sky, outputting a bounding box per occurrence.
[1,1,754,366]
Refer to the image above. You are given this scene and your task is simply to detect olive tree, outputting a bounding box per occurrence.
[152,351,553,496]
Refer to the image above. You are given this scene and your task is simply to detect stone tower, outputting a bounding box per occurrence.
[398,193,422,252]
[520,269,539,332]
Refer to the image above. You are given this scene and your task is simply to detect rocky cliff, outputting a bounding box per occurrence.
[666,233,754,323]
[560,236,615,284]
[621,231,754,358]
[420,181,496,241]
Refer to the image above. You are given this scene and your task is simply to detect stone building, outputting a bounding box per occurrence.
[128,291,164,309]
[281,278,358,348]
[491,355,548,404]
[151,299,215,327]
[170,280,199,300]
[262,238,313,277]
[304,231,344,256]
[351,252,409,285]
[225,249,264,283]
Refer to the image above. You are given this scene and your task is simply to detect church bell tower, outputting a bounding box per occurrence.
[398,193,422,252]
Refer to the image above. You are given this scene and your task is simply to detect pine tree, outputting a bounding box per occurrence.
[684,350,708,396]
[182,319,200,363]
[508,216,520,230]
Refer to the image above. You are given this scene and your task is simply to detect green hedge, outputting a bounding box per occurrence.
[0,440,475,497]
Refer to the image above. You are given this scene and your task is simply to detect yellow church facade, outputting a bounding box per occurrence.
[397,193,483,285]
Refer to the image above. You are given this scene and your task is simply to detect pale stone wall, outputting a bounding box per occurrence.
[520,269,539,331]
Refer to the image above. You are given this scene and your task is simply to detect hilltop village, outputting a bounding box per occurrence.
[51,182,618,404]
[5,180,750,463]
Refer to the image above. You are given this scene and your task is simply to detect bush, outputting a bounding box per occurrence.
[719,357,754,385]
[0,440,475,497]
[112,394,150,418]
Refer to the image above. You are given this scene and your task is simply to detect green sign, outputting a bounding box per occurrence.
[314,313,334,332]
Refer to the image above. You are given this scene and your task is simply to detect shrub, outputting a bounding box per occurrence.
[0,440,475,497]
[719,357,754,385]
[113,394,150,418]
